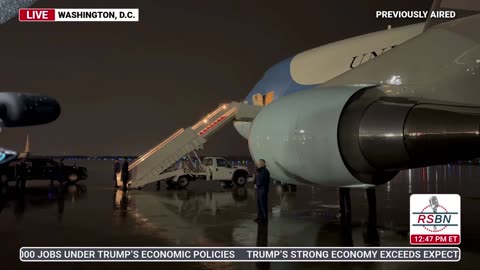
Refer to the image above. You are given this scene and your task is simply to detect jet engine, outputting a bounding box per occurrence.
[0,92,61,127]
[248,85,480,187]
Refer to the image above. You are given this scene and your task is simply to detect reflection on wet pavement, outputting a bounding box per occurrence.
[0,161,479,269]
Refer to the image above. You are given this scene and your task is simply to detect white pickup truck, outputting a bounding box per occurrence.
[154,156,251,189]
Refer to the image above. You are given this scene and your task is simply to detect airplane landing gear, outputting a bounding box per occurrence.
[339,187,352,226]
[366,187,376,226]
[365,187,379,245]
[337,187,379,245]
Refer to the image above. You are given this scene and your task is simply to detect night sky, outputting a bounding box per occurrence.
[0,0,432,156]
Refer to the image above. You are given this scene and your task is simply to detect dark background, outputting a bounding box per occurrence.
[0,0,432,156]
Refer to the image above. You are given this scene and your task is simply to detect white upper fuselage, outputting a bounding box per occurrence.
[243,14,480,188]
[235,22,425,139]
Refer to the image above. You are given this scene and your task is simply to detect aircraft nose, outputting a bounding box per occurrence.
[0,92,61,127]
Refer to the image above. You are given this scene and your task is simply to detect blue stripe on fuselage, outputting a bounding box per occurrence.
[244,56,316,105]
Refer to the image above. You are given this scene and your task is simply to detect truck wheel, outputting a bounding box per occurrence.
[176,176,189,189]
[234,174,247,187]
[67,173,79,183]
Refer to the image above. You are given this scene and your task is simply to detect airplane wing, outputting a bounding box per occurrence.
[0,0,38,24]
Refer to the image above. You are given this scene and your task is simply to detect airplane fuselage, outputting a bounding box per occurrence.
[239,15,480,188]
[234,23,425,139]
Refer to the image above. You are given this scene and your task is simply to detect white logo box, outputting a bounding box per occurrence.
[410,194,461,245]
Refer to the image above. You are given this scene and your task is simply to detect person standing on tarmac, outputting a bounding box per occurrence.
[113,159,120,188]
[15,159,27,190]
[121,158,129,191]
[56,159,65,185]
[253,159,270,223]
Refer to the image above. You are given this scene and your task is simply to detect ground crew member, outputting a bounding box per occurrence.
[254,159,270,223]
[121,158,129,191]
[56,159,65,185]
[113,159,120,188]
[15,159,27,190]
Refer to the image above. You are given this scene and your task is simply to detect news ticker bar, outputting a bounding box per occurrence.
[18,9,139,22]
[20,247,460,262]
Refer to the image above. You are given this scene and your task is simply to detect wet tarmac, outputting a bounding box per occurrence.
[0,160,479,269]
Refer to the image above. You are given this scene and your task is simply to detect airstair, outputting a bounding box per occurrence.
[117,102,261,188]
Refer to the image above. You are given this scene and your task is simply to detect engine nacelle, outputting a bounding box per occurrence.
[249,84,480,188]
[248,85,370,187]
[0,92,61,127]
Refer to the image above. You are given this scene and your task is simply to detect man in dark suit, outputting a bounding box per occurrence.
[121,158,129,191]
[254,159,270,223]
[15,159,28,190]
[113,159,120,188]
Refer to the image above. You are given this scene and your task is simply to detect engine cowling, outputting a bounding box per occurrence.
[248,85,370,187]
[0,92,60,127]
[249,84,480,187]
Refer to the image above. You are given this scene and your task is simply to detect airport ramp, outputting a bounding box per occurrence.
[119,102,261,188]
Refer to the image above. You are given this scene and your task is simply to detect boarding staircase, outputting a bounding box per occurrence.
[117,102,261,188]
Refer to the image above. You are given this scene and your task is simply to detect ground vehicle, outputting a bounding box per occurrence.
[0,157,88,185]
[124,155,251,189]
[199,157,250,187]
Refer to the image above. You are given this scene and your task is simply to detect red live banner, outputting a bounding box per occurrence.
[18,9,55,22]
[410,234,460,245]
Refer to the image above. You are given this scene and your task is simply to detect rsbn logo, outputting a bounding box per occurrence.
[410,194,460,245]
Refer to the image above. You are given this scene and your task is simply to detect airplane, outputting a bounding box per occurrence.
[235,1,480,215]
